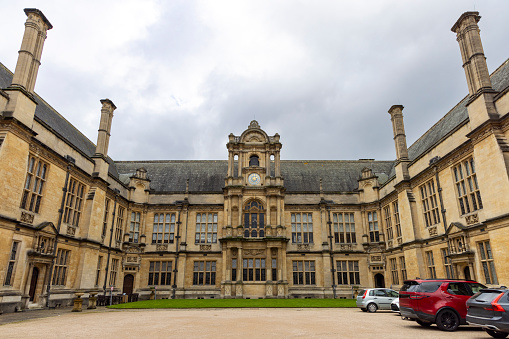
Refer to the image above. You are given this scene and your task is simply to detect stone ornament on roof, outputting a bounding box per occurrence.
[248,120,260,129]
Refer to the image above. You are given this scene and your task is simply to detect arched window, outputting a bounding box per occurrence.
[249,155,259,167]
[243,200,265,238]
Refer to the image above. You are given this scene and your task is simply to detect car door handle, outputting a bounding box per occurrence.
[373,298,377,299]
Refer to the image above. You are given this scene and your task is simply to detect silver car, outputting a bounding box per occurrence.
[356,288,399,313]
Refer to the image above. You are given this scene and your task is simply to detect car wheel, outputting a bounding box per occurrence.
[416,320,432,327]
[485,329,509,339]
[435,309,459,331]
[367,303,377,313]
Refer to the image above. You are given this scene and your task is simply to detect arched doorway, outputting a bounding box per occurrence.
[123,274,134,295]
[243,200,265,238]
[464,266,471,281]
[374,273,385,288]
[29,267,39,302]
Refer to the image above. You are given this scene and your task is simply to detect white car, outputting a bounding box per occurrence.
[391,297,400,313]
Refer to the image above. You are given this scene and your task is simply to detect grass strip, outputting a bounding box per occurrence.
[108,298,356,309]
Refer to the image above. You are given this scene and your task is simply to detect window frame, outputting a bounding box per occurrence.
[336,260,360,285]
[52,249,70,286]
[453,157,483,215]
[243,258,266,282]
[129,211,141,243]
[192,261,216,285]
[63,178,85,227]
[368,211,379,242]
[479,240,498,285]
[291,212,314,244]
[292,260,316,285]
[20,155,49,214]
[152,213,176,244]
[420,178,441,227]
[4,241,20,286]
[195,213,218,244]
[114,206,125,244]
[425,251,437,279]
[333,212,356,244]
[148,261,173,286]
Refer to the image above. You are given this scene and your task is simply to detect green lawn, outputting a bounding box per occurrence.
[108,298,357,309]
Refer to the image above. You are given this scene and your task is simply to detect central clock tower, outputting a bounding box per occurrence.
[221,120,288,298]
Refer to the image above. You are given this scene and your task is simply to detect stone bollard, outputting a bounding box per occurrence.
[72,292,84,312]
[88,292,98,309]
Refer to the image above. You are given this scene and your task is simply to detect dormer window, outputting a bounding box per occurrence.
[249,155,259,167]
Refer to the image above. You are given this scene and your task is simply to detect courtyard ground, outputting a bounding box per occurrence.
[0,307,489,338]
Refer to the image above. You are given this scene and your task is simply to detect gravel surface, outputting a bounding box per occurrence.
[0,308,489,339]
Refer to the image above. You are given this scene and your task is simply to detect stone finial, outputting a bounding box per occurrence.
[248,120,260,129]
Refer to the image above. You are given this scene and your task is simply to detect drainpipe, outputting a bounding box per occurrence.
[172,200,184,299]
[103,188,120,297]
[46,155,75,308]
[326,206,337,299]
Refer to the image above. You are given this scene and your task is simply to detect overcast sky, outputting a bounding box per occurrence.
[1,1,509,161]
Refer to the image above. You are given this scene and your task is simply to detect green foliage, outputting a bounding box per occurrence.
[108,298,356,309]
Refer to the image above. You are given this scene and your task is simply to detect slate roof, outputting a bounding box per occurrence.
[407,59,509,164]
[115,160,395,193]
[3,57,509,194]
[0,62,119,178]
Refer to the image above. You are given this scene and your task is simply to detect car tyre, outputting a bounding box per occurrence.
[436,309,459,331]
[367,303,377,313]
[416,320,432,327]
[485,329,509,339]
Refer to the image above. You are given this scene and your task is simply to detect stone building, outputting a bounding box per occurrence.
[1,9,509,312]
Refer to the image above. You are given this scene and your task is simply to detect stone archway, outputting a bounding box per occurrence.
[374,273,385,288]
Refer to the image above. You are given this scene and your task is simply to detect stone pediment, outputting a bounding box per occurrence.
[445,222,468,235]
[34,221,58,235]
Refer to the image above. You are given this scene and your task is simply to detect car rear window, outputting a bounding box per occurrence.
[467,283,487,294]
[401,281,420,292]
[420,282,443,293]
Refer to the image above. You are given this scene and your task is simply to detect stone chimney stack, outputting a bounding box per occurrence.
[95,99,116,157]
[2,9,52,127]
[11,9,53,94]
[92,99,116,180]
[452,12,498,129]
[388,105,410,181]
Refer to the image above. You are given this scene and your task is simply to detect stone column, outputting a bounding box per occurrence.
[92,99,116,181]
[388,105,410,182]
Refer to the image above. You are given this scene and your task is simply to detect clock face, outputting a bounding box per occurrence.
[248,173,261,185]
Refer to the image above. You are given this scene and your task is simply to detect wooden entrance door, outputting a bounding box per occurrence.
[29,267,39,302]
[123,274,134,295]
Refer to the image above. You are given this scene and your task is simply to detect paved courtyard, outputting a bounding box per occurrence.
[0,307,490,338]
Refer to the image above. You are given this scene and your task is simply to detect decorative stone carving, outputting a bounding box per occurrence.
[271,248,277,257]
[297,244,310,251]
[236,284,243,296]
[231,248,238,256]
[200,245,212,251]
[428,226,438,236]
[339,244,353,251]
[277,227,283,236]
[20,211,34,224]
[466,213,479,225]
[371,255,382,262]
[67,226,76,236]
[156,244,168,251]
[224,284,231,296]
[397,238,402,246]
[245,249,264,256]
[126,256,138,263]
[226,227,232,236]
[277,285,284,296]
[266,284,273,296]
[387,240,393,248]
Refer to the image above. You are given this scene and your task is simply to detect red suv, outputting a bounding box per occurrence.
[399,279,486,331]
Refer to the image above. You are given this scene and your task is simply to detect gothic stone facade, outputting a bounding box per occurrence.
[1,9,509,312]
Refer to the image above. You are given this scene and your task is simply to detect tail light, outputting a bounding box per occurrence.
[362,290,367,299]
[484,292,506,312]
